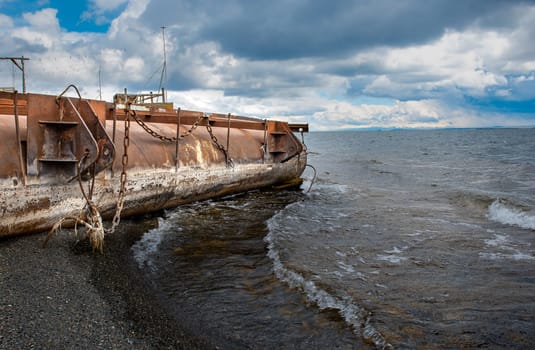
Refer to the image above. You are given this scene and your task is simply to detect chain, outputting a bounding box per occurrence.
[206,123,234,168]
[44,89,133,251]
[131,111,204,143]
[130,111,233,168]
[107,107,130,234]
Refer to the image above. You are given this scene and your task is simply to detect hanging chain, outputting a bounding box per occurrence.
[206,123,234,168]
[44,88,132,251]
[131,111,204,143]
[107,107,130,234]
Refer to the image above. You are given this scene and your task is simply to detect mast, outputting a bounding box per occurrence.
[158,26,168,103]
[98,64,102,100]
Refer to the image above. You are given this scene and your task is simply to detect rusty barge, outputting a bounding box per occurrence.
[0,86,307,246]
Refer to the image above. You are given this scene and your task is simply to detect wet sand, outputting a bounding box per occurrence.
[0,219,217,350]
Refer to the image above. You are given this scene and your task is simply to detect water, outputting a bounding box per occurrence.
[131,128,535,349]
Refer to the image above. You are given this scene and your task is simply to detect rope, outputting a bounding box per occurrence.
[44,150,105,252]
[305,164,317,193]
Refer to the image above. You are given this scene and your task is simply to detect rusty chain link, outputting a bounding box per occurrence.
[107,106,130,234]
[131,110,233,168]
[131,110,204,143]
[206,123,234,168]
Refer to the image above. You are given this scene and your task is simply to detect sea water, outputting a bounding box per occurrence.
[132,128,535,349]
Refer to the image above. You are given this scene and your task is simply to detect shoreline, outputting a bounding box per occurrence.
[0,220,216,350]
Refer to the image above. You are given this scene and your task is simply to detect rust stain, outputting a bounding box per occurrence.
[22,197,51,212]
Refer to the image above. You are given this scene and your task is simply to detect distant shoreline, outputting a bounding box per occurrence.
[308,126,535,132]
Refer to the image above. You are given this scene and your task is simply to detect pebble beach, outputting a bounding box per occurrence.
[0,219,217,350]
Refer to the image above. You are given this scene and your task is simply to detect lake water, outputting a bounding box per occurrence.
[132,129,535,349]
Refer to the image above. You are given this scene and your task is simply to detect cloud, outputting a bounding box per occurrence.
[0,12,13,27]
[22,7,60,30]
[81,0,128,27]
[2,0,535,130]
[352,30,510,100]
[141,0,532,60]
[91,0,128,12]
[107,0,149,38]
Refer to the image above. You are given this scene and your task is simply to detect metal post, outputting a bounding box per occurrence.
[98,64,102,100]
[263,119,267,164]
[13,91,27,185]
[175,108,181,171]
[159,27,167,103]
[226,113,231,161]
[111,108,117,178]
[21,56,26,93]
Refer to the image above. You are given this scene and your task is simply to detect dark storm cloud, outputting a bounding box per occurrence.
[143,0,531,60]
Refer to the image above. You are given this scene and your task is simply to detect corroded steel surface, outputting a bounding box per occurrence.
[0,90,308,238]
[0,157,306,237]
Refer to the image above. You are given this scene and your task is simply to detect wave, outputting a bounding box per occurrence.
[479,251,535,261]
[265,213,392,350]
[487,199,535,230]
[307,178,350,195]
[132,212,180,271]
[450,191,496,214]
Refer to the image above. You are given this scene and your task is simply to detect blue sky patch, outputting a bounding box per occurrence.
[0,0,123,32]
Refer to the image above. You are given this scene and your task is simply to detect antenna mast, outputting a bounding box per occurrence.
[158,26,168,103]
[98,64,102,100]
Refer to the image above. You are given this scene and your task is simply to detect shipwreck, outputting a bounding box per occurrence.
[0,85,308,249]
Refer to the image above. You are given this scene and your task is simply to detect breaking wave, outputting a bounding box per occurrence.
[487,199,535,230]
[132,212,179,271]
[265,209,392,350]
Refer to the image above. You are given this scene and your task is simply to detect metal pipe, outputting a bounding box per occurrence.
[226,113,231,161]
[13,91,26,185]
[21,57,26,93]
[111,108,117,178]
[175,108,181,171]
[56,84,82,102]
[263,119,267,164]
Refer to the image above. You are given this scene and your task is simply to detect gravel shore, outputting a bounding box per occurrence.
[0,219,217,350]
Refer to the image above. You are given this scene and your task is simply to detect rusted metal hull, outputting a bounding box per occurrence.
[0,159,306,237]
[0,89,307,238]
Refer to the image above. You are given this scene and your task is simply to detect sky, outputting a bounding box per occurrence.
[1,0,534,130]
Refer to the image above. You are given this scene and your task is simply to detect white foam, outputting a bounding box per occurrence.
[335,251,347,258]
[479,251,535,261]
[385,246,402,254]
[429,218,482,230]
[484,234,508,247]
[488,200,535,230]
[308,182,350,196]
[376,246,408,264]
[481,233,534,261]
[265,215,391,349]
[376,254,407,264]
[337,261,356,274]
[406,231,423,237]
[132,213,179,270]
